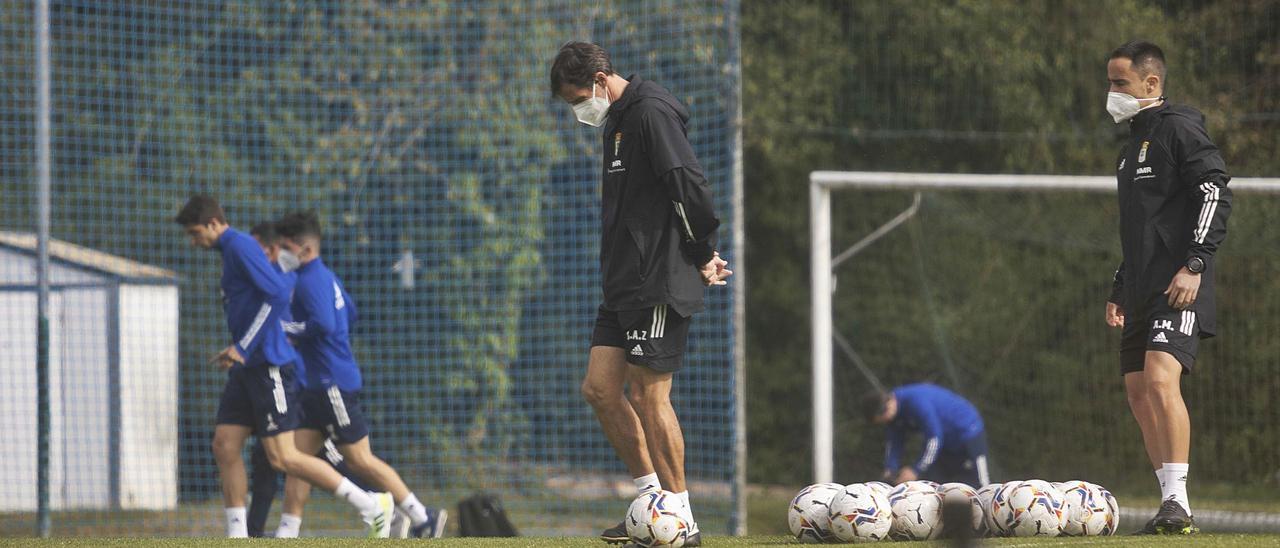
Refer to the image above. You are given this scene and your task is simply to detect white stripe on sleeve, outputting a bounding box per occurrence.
[239,303,272,350]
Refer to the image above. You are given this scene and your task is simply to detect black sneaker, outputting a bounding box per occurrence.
[1130,515,1159,535]
[600,520,629,544]
[1153,499,1199,535]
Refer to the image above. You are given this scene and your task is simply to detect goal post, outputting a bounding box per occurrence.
[809,171,1280,485]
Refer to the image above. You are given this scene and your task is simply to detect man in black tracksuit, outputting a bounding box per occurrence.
[1104,41,1231,536]
[551,42,731,546]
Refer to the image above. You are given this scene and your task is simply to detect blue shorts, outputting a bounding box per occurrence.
[299,386,370,445]
[215,363,300,437]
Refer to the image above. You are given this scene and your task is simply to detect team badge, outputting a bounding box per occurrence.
[1138,141,1149,163]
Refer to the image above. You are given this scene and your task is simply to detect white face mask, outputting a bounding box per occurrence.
[277,249,301,273]
[572,82,611,127]
[1107,92,1162,123]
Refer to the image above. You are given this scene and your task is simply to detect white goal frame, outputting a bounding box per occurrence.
[808,171,1280,484]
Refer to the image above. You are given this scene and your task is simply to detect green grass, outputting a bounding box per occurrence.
[3,535,1280,546]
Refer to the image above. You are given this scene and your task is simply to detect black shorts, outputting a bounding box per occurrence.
[590,304,691,373]
[1121,305,1200,375]
[216,363,301,437]
[300,386,371,445]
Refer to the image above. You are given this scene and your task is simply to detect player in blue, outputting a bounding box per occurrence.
[175,196,393,538]
[273,211,447,538]
[862,383,990,487]
[244,222,377,538]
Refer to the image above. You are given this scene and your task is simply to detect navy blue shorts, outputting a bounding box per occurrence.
[299,386,370,445]
[923,432,991,487]
[215,363,301,437]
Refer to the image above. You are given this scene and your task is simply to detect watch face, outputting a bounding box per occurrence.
[1189,257,1205,273]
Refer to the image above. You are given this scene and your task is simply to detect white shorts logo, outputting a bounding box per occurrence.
[630,345,644,357]
[1152,332,1169,344]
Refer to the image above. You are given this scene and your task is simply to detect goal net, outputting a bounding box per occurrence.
[811,171,1280,531]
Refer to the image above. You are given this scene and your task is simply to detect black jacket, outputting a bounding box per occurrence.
[1109,102,1232,336]
[598,76,720,316]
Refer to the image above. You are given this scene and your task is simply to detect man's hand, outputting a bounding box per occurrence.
[209,345,244,371]
[1105,301,1125,328]
[1165,267,1201,310]
[699,251,733,286]
[891,466,918,484]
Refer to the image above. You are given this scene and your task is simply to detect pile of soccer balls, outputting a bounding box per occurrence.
[625,490,694,547]
[788,479,1119,542]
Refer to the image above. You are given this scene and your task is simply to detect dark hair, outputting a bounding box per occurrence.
[275,210,322,242]
[1110,40,1166,81]
[249,221,281,244]
[549,41,614,95]
[860,390,892,422]
[174,194,226,226]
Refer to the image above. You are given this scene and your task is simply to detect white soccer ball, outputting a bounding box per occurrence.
[939,482,985,537]
[888,483,943,541]
[987,481,1022,537]
[827,483,893,543]
[788,483,842,543]
[626,491,690,547]
[975,483,1003,536]
[1087,483,1120,536]
[1057,480,1117,536]
[996,479,1065,537]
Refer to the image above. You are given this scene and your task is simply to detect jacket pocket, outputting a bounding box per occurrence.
[625,220,648,281]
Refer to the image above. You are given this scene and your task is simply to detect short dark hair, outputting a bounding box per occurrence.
[275,210,322,242]
[860,390,892,422]
[249,221,281,244]
[1110,40,1166,81]
[549,41,614,95]
[174,194,225,226]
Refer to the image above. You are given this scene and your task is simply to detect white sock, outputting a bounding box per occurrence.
[224,507,247,538]
[1163,462,1191,514]
[275,513,302,538]
[399,493,430,526]
[334,478,380,518]
[634,473,661,496]
[675,490,696,527]
[1155,467,1165,496]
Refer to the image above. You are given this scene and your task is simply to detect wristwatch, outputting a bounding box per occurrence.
[1187,256,1206,274]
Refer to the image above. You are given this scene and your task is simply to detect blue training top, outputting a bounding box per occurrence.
[216,228,299,368]
[884,383,985,474]
[283,257,361,392]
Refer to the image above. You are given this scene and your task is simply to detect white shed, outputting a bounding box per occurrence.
[0,231,179,511]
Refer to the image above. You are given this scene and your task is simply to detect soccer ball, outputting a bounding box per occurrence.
[939,482,985,537]
[788,483,842,543]
[887,480,936,505]
[1086,483,1120,536]
[975,483,1003,536]
[1057,480,1117,536]
[987,481,1023,537]
[626,491,690,547]
[995,479,1065,537]
[888,483,943,541]
[827,483,893,542]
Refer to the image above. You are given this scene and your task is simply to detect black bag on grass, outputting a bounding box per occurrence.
[457,492,519,537]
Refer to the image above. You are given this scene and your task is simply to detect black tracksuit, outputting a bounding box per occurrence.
[1108,102,1232,371]
[597,76,720,317]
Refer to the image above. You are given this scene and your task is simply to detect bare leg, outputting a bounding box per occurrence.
[260,431,344,492]
[281,428,325,516]
[212,424,253,507]
[1145,352,1190,463]
[1124,371,1163,470]
[627,365,685,493]
[338,436,412,503]
[582,346,655,478]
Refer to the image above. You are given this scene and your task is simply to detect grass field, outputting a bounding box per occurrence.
[4,535,1280,546]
